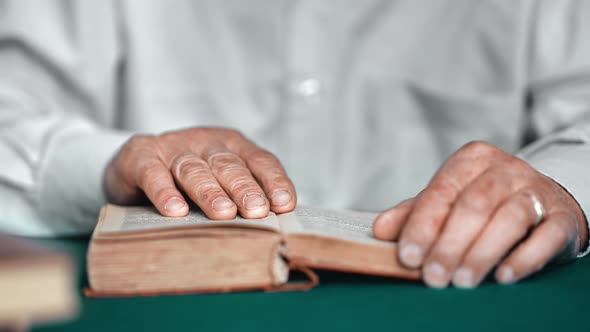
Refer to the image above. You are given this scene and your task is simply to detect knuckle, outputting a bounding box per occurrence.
[157,130,183,145]
[228,177,259,195]
[136,161,164,186]
[194,181,223,201]
[208,152,245,168]
[485,169,517,192]
[228,128,245,139]
[225,129,258,151]
[138,160,161,176]
[425,216,446,229]
[217,128,246,142]
[120,134,157,160]
[246,149,278,165]
[128,134,155,147]
[479,174,501,191]
[460,140,497,157]
[423,183,457,203]
[173,154,208,179]
[503,199,530,224]
[229,128,246,140]
[503,157,530,173]
[410,215,446,238]
[208,153,246,178]
[183,127,209,143]
[545,220,572,245]
[457,191,493,213]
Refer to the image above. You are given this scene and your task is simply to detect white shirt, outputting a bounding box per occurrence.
[1,0,590,255]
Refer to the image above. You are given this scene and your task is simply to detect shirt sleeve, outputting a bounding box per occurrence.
[520,132,590,257]
[0,1,132,236]
[518,0,590,257]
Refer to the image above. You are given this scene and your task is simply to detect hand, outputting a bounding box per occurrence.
[103,127,297,219]
[373,141,588,288]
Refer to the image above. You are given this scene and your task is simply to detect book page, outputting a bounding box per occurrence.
[279,206,389,245]
[97,205,280,234]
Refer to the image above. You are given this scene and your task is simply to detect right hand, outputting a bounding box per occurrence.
[103,127,297,219]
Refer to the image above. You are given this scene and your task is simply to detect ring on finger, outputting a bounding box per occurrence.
[521,191,546,226]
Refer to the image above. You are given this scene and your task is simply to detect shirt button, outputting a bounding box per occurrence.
[289,76,322,103]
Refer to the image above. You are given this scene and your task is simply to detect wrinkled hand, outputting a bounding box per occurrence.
[373,141,588,288]
[104,128,296,219]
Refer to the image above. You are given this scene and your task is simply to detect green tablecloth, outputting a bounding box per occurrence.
[32,237,589,332]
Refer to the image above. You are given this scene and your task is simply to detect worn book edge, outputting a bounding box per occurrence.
[85,205,419,297]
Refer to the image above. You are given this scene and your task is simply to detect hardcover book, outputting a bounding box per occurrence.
[85,205,419,296]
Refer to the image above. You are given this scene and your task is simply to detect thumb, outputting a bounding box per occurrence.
[373,198,416,241]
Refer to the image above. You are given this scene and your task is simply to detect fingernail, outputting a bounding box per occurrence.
[164,197,186,213]
[212,197,235,210]
[271,190,292,206]
[424,262,449,288]
[498,266,515,284]
[243,193,266,210]
[400,243,424,268]
[453,267,475,288]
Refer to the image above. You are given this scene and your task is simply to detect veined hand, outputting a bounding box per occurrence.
[373,141,588,288]
[103,127,297,220]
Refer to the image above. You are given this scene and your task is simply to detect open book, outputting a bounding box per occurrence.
[85,205,420,296]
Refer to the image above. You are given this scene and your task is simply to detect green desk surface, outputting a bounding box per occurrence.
[31,237,589,332]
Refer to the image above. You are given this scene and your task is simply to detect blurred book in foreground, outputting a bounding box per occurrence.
[85,205,420,296]
[0,234,77,330]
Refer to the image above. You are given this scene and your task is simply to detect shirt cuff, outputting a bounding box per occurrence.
[36,125,132,235]
[520,136,590,258]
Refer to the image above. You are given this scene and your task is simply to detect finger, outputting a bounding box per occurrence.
[451,190,541,288]
[241,148,297,213]
[171,153,238,220]
[495,211,578,284]
[136,159,189,217]
[397,143,496,269]
[373,198,416,241]
[422,170,514,288]
[104,160,145,204]
[205,149,270,219]
[105,135,160,204]
[397,185,457,269]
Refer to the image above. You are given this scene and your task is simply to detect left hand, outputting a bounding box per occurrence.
[373,141,588,288]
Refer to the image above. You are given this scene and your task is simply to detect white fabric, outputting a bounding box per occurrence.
[1,1,590,257]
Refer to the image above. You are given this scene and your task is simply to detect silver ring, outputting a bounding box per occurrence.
[524,192,545,226]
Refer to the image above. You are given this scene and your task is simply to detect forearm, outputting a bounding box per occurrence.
[0,106,131,236]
